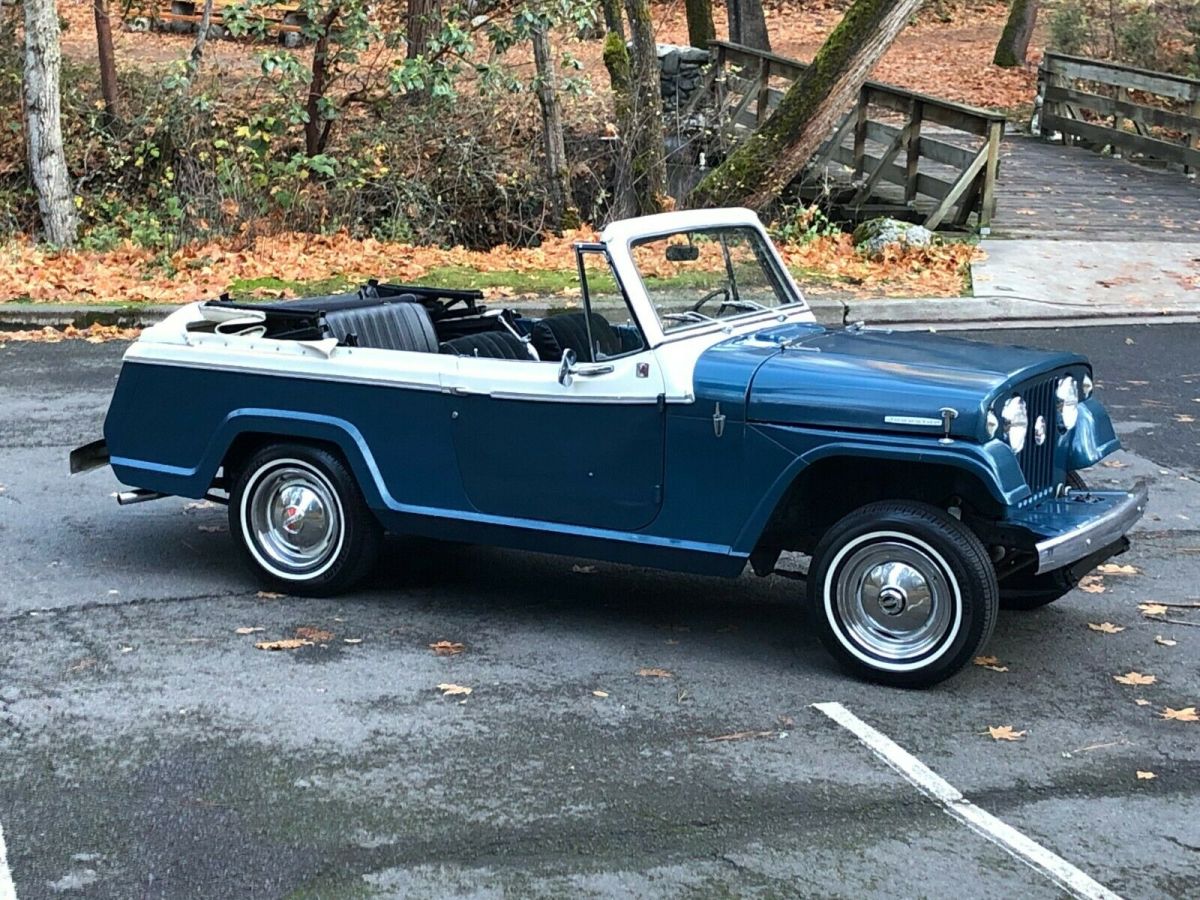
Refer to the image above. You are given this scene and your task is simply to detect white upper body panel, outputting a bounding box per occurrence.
[129,209,816,404]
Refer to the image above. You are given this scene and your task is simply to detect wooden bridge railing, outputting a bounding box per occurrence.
[701,41,1007,230]
[1035,52,1200,172]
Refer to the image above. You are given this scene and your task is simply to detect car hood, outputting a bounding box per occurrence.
[739,323,1086,438]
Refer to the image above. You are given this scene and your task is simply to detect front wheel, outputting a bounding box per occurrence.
[808,501,999,688]
[228,443,381,596]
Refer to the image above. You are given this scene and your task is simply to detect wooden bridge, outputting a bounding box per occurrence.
[687,42,1200,238]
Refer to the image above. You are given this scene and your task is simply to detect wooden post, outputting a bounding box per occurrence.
[1189,88,1200,176]
[904,99,922,204]
[852,90,869,178]
[756,57,771,124]
[978,119,1002,230]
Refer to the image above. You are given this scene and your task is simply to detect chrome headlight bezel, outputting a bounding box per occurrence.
[1081,373,1094,399]
[1001,395,1028,454]
[985,409,1000,439]
[1056,375,1080,429]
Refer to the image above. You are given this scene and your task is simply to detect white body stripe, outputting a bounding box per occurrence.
[129,210,816,404]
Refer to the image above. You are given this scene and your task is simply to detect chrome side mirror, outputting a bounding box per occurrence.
[558,348,577,387]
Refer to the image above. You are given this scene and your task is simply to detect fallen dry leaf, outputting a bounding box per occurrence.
[1176,414,1196,424]
[1101,459,1129,468]
[1136,770,1157,780]
[986,725,1027,742]
[255,638,311,651]
[636,667,674,678]
[343,638,362,645]
[1139,603,1169,617]
[234,626,265,635]
[1155,636,1178,647]
[429,640,465,656]
[706,730,778,742]
[1088,622,1125,634]
[295,627,334,643]
[1096,564,1139,576]
[972,656,1008,672]
[1114,671,1157,686]
[1078,575,1106,594]
[437,683,472,696]
[592,690,609,698]
[1160,706,1198,722]
[1135,698,1151,706]
[256,591,285,600]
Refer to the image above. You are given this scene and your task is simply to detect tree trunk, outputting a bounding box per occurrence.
[691,0,922,210]
[532,25,578,232]
[305,5,341,156]
[406,0,441,58]
[23,0,77,246]
[685,0,716,49]
[622,0,668,215]
[726,0,770,51]
[602,10,635,218]
[188,0,216,78]
[993,0,1038,67]
[92,0,120,123]
[600,0,624,40]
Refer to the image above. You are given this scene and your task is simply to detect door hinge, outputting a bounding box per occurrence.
[713,402,726,438]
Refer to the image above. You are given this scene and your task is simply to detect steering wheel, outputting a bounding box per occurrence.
[689,286,730,313]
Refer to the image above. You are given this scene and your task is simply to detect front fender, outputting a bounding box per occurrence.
[1068,397,1121,471]
[733,423,1027,554]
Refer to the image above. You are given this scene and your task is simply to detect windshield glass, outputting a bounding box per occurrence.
[629,226,799,334]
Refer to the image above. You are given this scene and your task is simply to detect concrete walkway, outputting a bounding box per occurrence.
[972,240,1200,318]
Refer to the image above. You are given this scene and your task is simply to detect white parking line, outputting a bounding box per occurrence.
[0,821,16,900]
[813,701,1122,900]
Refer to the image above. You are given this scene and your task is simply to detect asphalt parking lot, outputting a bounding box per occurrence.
[1,325,1198,899]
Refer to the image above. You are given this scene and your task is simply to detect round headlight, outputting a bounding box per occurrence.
[1081,373,1094,398]
[1056,375,1080,429]
[1001,395,1028,453]
[986,410,1000,439]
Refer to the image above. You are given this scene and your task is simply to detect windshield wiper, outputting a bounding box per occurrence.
[722,299,769,312]
[662,310,717,325]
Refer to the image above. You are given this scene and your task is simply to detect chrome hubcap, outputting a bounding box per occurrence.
[249,465,341,574]
[835,541,953,661]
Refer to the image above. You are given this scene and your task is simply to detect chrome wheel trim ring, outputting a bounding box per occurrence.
[241,459,345,581]
[823,530,963,673]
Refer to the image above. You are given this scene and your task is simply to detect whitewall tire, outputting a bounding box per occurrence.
[807,501,998,688]
[229,443,381,596]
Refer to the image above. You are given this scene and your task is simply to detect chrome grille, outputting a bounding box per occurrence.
[1018,377,1057,497]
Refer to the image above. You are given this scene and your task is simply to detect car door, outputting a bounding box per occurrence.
[445,248,667,532]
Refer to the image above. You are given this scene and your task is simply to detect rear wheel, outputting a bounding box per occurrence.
[808,501,998,688]
[229,443,381,596]
[999,471,1089,611]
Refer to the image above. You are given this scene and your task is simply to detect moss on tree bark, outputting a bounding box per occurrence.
[689,0,923,210]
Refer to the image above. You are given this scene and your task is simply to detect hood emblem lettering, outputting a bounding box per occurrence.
[882,409,959,443]
[884,415,942,427]
[713,403,726,438]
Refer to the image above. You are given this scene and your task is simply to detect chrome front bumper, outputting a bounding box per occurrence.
[1035,482,1148,574]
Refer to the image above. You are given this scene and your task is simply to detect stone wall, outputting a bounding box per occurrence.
[656,44,712,115]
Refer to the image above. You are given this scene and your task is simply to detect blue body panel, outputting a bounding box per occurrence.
[102,320,1124,578]
[743,325,1085,439]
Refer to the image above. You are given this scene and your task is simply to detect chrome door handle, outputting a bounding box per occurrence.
[572,364,614,378]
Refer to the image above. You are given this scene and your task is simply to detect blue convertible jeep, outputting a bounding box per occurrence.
[72,208,1146,686]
